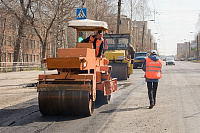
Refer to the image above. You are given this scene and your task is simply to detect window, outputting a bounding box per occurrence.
[29,54,32,62]
[13,37,16,46]
[7,36,11,46]
[26,54,28,62]
[33,55,35,62]
[4,36,6,45]
[8,53,12,62]
[30,40,32,49]
[32,40,35,49]
[37,41,40,49]
[2,53,6,62]
[26,39,29,48]
[37,55,39,62]
[22,54,25,62]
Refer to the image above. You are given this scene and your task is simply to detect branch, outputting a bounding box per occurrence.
[1,0,21,20]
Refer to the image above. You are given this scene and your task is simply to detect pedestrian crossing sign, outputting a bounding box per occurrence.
[76,8,87,20]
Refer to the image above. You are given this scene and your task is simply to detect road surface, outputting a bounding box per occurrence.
[0,61,200,133]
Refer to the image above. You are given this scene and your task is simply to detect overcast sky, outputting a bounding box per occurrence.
[147,0,200,55]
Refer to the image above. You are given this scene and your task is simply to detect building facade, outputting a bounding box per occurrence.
[0,12,41,64]
[177,42,189,59]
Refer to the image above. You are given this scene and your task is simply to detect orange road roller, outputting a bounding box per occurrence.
[37,19,117,116]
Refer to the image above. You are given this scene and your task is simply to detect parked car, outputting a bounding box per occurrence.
[180,58,184,61]
[188,57,194,61]
[133,56,146,69]
[166,58,175,65]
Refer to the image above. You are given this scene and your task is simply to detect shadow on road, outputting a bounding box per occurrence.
[0,99,89,128]
[100,106,149,114]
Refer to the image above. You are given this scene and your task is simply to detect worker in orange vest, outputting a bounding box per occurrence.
[142,50,162,109]
[82,30,104,57]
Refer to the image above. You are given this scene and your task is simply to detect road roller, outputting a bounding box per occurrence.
[37,19,117,116]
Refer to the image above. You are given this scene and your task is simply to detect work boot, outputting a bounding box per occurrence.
[149,104,154,109]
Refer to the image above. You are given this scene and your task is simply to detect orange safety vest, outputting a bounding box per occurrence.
[89,35,95,43]
[95,38,104,56]
[145,57,162,79]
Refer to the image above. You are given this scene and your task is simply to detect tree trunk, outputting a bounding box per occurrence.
[40,41,47,69]
[12,21,24,72]
[0,16,7,72]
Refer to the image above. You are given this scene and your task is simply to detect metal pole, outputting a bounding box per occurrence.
[150,37,151,51]
[141,0,145,51]
[116,0,121,34]
[130,0,132,32]
[141,23,145,51]
[189,41,190,58]
[154,9,156,23]
[197,34,199,60]
[82,0,85,8]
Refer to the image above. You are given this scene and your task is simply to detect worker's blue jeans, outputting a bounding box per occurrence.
[147,82,158,105]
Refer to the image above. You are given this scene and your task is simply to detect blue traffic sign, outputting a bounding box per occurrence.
[76,8,87,20]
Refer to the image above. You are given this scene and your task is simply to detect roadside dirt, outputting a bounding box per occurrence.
[0,70,55,109]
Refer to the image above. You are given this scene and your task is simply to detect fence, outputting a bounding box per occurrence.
[0,62,41,72]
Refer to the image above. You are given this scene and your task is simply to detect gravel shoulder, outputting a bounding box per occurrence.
[0,70,55,109]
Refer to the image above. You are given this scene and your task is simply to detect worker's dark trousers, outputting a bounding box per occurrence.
[147,82,158,105]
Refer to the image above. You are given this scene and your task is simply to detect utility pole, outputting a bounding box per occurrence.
[82,0,85,8]
[141,23,145,51]
[154,9,156,23]
[197,34,199,60]
[150,37,152,51]
[116,0,121,34]
[141,0,145,51]
[130,0,133,32]
[189,41,190,58]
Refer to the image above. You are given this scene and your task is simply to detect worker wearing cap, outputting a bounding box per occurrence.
[82,30,104,57]
[142,50,162,109]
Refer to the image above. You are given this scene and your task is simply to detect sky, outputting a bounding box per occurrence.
[147,0,200,55]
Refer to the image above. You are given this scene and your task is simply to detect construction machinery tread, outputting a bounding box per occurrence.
[38,90,94,116]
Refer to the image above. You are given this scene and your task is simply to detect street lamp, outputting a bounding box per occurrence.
[190,32,199,60]
[197,33,199,61]
[141,20,155,51]
[189,32,194,58]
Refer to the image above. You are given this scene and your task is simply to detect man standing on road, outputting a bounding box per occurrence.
[142,50,162,109]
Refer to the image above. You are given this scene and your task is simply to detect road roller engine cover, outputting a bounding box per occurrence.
[37,19,118,116]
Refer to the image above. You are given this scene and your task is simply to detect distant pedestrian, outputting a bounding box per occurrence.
[142,50,162,109]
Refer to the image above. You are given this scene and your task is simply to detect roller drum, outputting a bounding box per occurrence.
[38,90,94,116]
[109,62,128,80]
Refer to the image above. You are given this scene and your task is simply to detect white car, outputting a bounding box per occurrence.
[166,58,175,65]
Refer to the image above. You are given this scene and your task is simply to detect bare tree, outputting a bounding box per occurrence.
[0,9,7,70]
[1,0,32,71]
[29,0,80,61]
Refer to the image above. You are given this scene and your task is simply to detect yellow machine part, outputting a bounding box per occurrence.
[104,50,133,80]
[104,50,126,60]
[128,61,133,75]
